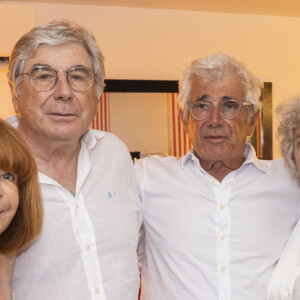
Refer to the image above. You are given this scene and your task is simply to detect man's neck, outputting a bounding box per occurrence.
[18,127,81,196]
[35,144,80,195]
[199,157,245,182]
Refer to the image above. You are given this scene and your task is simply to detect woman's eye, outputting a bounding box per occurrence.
[1,173,17,182]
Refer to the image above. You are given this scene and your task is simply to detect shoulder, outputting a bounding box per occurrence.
[255,158,299,188]
[84,129,132,163]
[245,144,288,174]
[86,129,129,153]
[135,155,180,170]
[134,155,182,198]
[134,155,183,182]
[262,158,290,174]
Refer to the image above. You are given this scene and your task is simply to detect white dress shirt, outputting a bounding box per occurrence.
[267,218,300,300]
[7,116,141,300]
[135,144,300,300]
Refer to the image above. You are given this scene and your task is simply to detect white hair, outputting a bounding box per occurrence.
[178,53,263,121]
[276,96,300,183]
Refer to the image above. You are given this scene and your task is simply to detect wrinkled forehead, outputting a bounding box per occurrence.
[23,43,93,71]
[190,73,245,103]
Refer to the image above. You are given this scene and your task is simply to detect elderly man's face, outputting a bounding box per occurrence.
[12,43,98,143]
[181,74,258,168]
[293,128,300,172]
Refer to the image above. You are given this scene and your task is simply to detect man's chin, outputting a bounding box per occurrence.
[45,127,84,141]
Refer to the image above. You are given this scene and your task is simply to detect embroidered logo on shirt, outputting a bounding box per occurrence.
[108,192,116,199]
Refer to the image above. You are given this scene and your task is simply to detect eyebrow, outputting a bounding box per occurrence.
[30,63,52,70]
[30,64,91,70]
[194,95,209,102]
[72,64,89,69]
[194,95,235,103]
[69,65,93,74]
[221,96,235,101]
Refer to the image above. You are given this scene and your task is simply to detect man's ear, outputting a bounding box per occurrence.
[248,109,260,136]
[9,81,19,114]
[179,108,189,135]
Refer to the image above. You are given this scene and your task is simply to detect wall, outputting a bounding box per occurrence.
[110,93,169,156]
[0,4,35,118]
[2,2,300,157]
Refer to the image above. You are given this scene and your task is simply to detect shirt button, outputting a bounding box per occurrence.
[221,235,225,240]
[220,204,225,209]
[95,288,99,295]
[212,179,217,184]
[86,245,90,251]
[75,204,79,210]
[221,267,226,272]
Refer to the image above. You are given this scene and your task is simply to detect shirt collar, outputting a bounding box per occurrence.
[243,143,269,172]
[181,143,269,173]
[5,115,19,128]
[181,149,197,167]
[80,129,105,150]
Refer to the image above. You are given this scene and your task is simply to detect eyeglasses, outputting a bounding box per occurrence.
[20,65,95,92]
[187,99,253,120]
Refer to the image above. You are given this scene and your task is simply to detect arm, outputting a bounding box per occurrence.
[0,252,16,300]
[134,159,146,271]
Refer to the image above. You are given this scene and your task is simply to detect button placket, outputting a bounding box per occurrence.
[70,192,107,300]
[212,174,235,300]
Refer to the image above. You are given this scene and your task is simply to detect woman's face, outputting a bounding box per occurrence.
[0,169,19,234]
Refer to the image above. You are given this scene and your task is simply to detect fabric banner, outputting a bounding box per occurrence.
[91,93,110,132]
[168,93,191,158]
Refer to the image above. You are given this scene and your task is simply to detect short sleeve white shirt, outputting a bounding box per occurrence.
[135,144,300,300]
[8,116,141,300]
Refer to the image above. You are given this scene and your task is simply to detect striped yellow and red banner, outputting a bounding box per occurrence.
[91,93,110,132]
[168,93,191,158]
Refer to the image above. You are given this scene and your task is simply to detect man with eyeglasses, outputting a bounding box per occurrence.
[135,53,300,300]
[6,20,140,300]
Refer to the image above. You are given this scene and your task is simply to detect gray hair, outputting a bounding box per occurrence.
[179,53,263,121]
[276,96,300,183]
[8,19,105,98]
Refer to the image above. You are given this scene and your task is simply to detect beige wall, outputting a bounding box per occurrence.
[2,2,300,157]
[0,4,35,119]
[110,93,169,156]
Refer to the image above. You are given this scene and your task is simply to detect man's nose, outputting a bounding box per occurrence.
[207,106,224,127]
[53,71,73,101]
